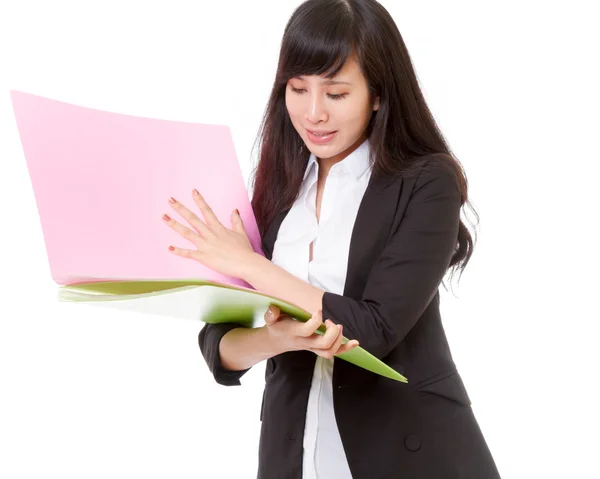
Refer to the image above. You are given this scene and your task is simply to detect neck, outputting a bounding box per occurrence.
[317,133,366,175]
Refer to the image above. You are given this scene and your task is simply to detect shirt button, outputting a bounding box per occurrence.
[404,434,422,452]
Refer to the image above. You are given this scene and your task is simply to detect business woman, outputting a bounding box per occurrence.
[162,0,501,477]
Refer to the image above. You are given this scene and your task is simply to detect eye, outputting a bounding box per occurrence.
[289,85,348,100]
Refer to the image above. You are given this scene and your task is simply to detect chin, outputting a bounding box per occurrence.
[306,145,341,160]
[303,137,343,156]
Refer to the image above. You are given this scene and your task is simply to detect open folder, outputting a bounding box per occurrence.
[9,90,407,383]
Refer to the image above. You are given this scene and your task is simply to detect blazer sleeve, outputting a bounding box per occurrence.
[197,233,274,386]
[322,164,462,360]
[198,323,250,386]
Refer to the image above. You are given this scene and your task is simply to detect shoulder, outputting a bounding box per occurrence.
[370,153,463,219]
[397,153,463,201]
[377,152,461,185]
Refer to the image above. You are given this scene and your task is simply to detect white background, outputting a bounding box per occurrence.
[1,1,598,478]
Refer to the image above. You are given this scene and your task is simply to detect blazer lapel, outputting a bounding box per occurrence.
[342,173,401,300]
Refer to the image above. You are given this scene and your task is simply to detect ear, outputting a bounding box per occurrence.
[373,96,380,111]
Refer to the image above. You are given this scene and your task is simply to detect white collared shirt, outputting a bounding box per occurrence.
[271,139,372,479]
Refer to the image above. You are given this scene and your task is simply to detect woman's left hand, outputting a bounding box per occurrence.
[162,188,256,279]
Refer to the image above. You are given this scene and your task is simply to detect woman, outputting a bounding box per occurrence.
[163,0,501,477]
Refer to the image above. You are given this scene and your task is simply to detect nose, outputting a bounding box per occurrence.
[304,92,328,124]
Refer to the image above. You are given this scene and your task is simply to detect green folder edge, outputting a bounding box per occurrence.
[58,279,408,383]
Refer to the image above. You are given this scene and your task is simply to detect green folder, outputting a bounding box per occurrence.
[59,279,408,383]
[11,90,407,384]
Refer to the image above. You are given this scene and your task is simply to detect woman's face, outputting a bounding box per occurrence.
[285,55,379,164]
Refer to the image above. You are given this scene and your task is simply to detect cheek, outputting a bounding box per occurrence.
[335,99,371,128]
[285,92,303,121]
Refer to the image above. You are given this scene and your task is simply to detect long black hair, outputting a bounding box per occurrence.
[250,0,479,287]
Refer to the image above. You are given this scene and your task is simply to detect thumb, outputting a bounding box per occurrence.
[265,305,280,326]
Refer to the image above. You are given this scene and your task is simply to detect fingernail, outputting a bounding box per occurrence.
[193,189,200,196]
[169,197,176,205]
[162,214,171,222]
[267,307,273,317]
[235,208,240,215]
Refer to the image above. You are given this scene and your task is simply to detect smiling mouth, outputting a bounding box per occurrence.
[307,129,337,136]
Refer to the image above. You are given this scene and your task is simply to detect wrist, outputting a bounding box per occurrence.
[240,251,265,284]
[259,324,289,357]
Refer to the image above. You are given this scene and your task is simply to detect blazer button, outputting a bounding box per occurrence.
[405,434,422,452]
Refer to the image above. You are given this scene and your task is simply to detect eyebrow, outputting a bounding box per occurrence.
[292,76,353,86]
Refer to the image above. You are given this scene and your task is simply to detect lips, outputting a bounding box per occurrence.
[306,128,338,145]
[307,129,336,136]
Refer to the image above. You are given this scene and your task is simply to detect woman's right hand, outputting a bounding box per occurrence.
[263,304,360,359]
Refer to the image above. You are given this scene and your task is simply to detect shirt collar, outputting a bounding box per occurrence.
[302,138,371,182]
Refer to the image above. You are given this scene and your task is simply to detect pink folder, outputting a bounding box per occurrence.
[10,89,263,288]
[9,90,408,383]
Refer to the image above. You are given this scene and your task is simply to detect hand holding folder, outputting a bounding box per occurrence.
[9,89,408,383]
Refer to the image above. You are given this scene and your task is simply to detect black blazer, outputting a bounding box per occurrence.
[199,155,501,479]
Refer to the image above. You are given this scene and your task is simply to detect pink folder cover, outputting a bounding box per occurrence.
[9,91,409,384]
[10,90,264,287]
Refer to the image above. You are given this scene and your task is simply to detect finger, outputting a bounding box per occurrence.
[327,322,344,351]
[331,324,345,352]
[314,319,340,350]
[312,331,358,359]
[191,189,223,231]
[168,196,212,237]
[314,324,344,359]
[167,244,202,261]
[162,214,202,246]
[310,334,359,357]
[299,309,324,338]
[337,339,360,355]
[230,209,247,235]
[308,348,330,359]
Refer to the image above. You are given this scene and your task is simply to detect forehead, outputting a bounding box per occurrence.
[293,56,361,82]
